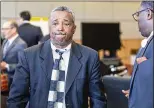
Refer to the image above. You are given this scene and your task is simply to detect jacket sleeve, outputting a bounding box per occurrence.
[89,53,107,108]
[7,51,30,108]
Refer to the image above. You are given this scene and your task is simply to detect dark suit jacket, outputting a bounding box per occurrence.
[1,36,27,88]
[18,23,43,47]
[7,40,107,108]
[129,36,153,108]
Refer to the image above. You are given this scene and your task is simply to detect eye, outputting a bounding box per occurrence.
[52,22,58,26]
[64,23,70,26]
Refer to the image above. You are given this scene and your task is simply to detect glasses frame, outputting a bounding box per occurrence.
[1,27,13,30]
[132,8,154,21]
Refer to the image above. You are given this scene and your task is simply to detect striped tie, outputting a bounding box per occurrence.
[47,49,65,108]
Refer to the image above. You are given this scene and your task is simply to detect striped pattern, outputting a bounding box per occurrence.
[47,50,65,108]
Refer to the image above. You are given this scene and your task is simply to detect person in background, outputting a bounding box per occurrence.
[18,10,43,47]
[7,6,107,108]
[1,34,5,45]
[122,1,153,108]
[39,33,50,43]
[1,20,27,108]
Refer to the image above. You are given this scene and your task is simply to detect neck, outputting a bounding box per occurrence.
[8,33,17,40]
[54,41,72,49]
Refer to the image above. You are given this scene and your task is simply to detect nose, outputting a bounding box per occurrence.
[57,23,64,31]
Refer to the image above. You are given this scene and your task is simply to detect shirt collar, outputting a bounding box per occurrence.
[50,41,72,52]
[22,21,30,24]
[141,31,153,48]
[20,21,30,26]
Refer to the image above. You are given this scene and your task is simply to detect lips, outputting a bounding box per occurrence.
[54,32,66,35]
[56,34,65,38]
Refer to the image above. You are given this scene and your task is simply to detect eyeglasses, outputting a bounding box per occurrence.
[1,27,13,30]
[132,8,154,21]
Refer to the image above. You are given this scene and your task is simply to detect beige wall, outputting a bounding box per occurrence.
[1,2,143,40]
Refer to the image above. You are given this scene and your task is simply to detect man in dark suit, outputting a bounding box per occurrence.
[39,33,50,43]
[18,11,43,47]
[122,1,153,108]
[7,6,107,108]
[1,20,27,108]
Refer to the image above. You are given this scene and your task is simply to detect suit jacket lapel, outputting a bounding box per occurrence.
[130,36,153,94]
[3,37,19,59]
[65,42,82,94]
[40,40,54,86]
[37,40,54,105]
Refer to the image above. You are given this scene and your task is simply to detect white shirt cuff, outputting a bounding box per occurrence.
[5,64,9,71]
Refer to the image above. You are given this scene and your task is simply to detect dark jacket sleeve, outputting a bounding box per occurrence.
[89,53,107,108]
[7,51,30,108]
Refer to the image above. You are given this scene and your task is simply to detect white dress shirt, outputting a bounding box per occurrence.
[141,31,153,48]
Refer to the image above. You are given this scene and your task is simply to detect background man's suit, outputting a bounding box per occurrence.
[7,40,106,108]
[18,23,43,47]
[129,36,153,108]
[1,36,27,88]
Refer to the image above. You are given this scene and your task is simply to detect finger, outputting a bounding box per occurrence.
[122,90,126,93]
[122,90,129,94]
[125,94,129,98]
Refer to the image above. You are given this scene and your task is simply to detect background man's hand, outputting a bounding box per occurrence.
[122,89,129,98]
[0,61,7,70]
[136,56,147,64]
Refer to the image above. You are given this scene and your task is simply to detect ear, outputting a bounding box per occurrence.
[147,9,153,20]
[12,27,16,33]
[72,25,76,34]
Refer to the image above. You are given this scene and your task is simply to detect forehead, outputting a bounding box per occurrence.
[50,11,73,21]
[2,22,11,28]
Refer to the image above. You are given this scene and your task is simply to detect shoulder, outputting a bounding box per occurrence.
[29,24,41,30]
[25,43,42,53]
[75,42,98,55]
[16,37,26,45]
[73,42,98,60]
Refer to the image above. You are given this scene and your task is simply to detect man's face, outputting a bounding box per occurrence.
[1,22,14,39]
[137,6,148,37]
[49,11,76,47]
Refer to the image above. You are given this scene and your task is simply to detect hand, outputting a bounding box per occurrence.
[0,61,7,70]
[136,56,147,64]
[122,89,129,98]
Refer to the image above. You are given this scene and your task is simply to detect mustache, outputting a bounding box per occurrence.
[53,32,66,35]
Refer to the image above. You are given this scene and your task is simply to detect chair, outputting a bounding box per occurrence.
[102,75,131,108]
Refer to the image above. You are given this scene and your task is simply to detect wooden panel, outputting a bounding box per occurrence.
[117,39,141,64]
